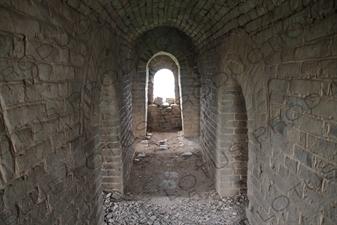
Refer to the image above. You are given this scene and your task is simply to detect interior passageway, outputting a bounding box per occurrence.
[103,131,250,224]
[1,1,336,225]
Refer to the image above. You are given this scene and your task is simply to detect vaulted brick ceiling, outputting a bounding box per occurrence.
[81,0,267,48]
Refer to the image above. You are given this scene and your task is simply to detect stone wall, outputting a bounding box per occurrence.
[199,30,266,197]
[0,1,135,224]
[215,78,248,196]
[1,0,337,225]
[147,104,182,131]
[133,27,200,138]
[200,2,337,225]
[147,54,180,104]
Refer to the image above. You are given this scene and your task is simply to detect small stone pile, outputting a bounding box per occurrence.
[103,191,250,225]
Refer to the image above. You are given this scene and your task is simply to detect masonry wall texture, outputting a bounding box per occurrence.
[133,27,200,138]
[1,0,337,225]
[198,3,337,225]
[147,54,180,105]
[147,104,182,131]
[0,1,135,224]
[146,54,183,131]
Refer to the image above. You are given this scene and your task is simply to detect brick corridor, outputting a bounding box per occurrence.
[0,1,336,224]
[103,132,249,225]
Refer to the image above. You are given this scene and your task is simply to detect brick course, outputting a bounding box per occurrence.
[0,0,336,224]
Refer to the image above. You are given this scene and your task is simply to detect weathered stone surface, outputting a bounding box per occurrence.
[0,1,336,225]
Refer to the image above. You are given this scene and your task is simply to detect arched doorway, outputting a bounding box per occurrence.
[146,53,183,132]
[215,78,248,196]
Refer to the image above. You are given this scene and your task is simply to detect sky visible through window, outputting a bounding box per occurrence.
[153,69,175,101]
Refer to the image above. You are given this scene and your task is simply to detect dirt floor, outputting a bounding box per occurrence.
[125,131,213,199]
[103,131,250,225]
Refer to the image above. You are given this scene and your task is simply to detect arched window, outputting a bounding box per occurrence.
[153,69,175,103]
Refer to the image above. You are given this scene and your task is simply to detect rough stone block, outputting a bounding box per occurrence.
[298,165,323,190]
[16,139,53,173]
[289,79,321,96]
[0,83,24,106]
[329,122,337,140]
[304,14,336,42]
[311,98,336,119]
[37,63,53,81]
[70,50,85,67]
[294,145,313,168]
[11,127,33,153]
[0,35,13,58]
[0,8,15,33]
[11,0,50,22]
[277,62,300,77]
[294,40,329,60]
[6,104,46,131]
[307,135,337,161]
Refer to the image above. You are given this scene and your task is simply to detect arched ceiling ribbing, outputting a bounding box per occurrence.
[78,0,262,48]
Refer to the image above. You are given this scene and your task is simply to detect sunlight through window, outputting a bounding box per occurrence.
[153,69,175,102]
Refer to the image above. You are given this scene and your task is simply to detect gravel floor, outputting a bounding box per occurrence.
[103,188,250,225]
[103,132,250,225]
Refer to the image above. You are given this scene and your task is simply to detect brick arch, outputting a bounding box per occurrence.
[81,0,259,49]
[133,27,200,138]
[96,29,135,195]
[147,54,179,104]
[146,52,183,132]
[199,29,269,199]
[218,31,268,131]
[211,77,249,196]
